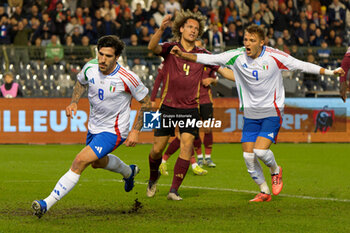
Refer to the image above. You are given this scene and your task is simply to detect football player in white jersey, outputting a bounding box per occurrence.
[32,35,151,218]
[171,24,344,202]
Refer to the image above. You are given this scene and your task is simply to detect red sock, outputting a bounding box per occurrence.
[204,133,213,155]
[164,137,180,160]
[162,154,170,161]
[170,157,190,192]
[190,155,196,164]
[149,155,161,182]
[193,137,202,155]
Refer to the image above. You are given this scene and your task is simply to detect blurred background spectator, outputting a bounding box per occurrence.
[0,72,22,98]
[45,34,64,66]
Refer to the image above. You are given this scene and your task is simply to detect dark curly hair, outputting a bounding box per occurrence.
[171,10,207,42]
[97,35,125,57]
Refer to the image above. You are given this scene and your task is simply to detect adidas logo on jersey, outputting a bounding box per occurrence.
[268,133,274,138]
[95,146,103,153]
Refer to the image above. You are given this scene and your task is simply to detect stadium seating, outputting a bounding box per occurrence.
[0,45,346,98]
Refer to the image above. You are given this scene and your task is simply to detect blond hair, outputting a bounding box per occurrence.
[171,10,207,41]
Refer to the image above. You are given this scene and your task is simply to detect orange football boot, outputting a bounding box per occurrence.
[271,166,283,195]
[249,192,272,202]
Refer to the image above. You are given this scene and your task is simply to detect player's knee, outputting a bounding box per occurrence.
[71,157,90,173]
[73,157,84,166]
[243,152,255,162]
[253,149,268,159]
[182,140,193,149]
[152,147,163,155]
[151,146,163,158]
[243,152,258,173]
[180,135,194,147]
[181,144,192,154]
[91,161,101,169]
[152,139,168,157]
[243,152,257,170]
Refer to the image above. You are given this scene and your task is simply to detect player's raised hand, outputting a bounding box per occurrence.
[66,102,77,119]
[160,14,172,30]
[125,129,139,147]
[170,45,182,57]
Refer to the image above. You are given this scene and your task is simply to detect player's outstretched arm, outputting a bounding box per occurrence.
[171,46,230,66]
[148,14,172,54]
[272,51,345,77]
[125,95,152,147]
[217,67,235,81]
[66,81,87,119]
[170,45,198,62]
[319,67,345,76]
[279,52,347,101]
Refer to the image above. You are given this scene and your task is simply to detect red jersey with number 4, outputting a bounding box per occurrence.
[159,42,219,109]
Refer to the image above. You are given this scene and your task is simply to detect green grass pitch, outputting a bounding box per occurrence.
[1,143,350,233]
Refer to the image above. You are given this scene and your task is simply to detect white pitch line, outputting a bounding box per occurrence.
[4,178,350,203]
[135,181,350,203]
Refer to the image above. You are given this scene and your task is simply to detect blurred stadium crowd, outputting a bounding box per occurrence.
[0,0,349,97]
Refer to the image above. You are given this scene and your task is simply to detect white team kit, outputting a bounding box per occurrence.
[32,58,148,218]
[77,59,148,138]
[197,46,322,119]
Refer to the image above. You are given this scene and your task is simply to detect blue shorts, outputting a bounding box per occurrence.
[241,117,281,143]
[86,132,126,159]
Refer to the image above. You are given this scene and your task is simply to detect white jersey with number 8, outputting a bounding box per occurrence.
[77,59,148,138]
